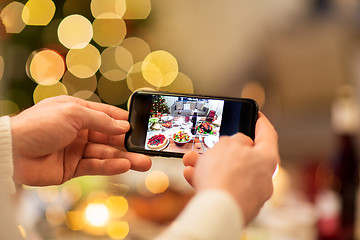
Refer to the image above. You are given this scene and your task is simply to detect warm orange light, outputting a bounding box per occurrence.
[26,49,65,86]
[107,221,129,239]
[145,170,170,194]
[1,2,26,33]
[22,0,55,26]
[105,196,128,218]
[65,211,85,231]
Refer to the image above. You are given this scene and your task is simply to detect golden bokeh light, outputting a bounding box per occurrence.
[84,203,109,227]
[65,211,85,231]
[22,0,55,26]
[66,44,101,78]
[62,70,97,96]
[120,37,151,63]
[145,170,170,194]
[18,225,26,238]
[36,186,59,203]
[105,196,128,218]
[159,72,194,94]
[241,81,266,109]
[123,0,151,19]
[92,19,127,47]
[46,205,66,226]
[0,100,20,117]
[0,56,4,81]
[127,62,157,92]
[58,15,93,49]
[33,82,68,104]
[142,50,178,87]
[100,46,133,81]
[107,221,129,239]
[26,49,65,86]
[91,0,126,19]
[98,77,132,105]
[1,2,26,33]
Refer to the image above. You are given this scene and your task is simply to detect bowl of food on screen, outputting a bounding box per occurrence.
[172,130,191,146]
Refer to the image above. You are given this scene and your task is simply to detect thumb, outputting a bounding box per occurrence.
[76,106,130,135]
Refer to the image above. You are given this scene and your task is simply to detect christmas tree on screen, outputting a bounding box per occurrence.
[150,95,169,117]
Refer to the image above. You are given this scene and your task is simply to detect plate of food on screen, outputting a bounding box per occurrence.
[146,134,169,151]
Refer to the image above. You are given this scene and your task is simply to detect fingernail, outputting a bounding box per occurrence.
[116,120,130,129]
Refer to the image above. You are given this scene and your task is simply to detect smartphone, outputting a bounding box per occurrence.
[125,91,258,158]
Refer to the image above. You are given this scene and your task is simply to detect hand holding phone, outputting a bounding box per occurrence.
[125,91,258,158]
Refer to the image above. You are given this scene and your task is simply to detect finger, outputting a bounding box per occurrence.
[230,132,254,146]
[76,106,130,135]
[183,151,199,167]
[88,131,125,148]
[74,158,131,177]
[73,97,129,120]
[254,112,278,151]
[84,143,152,172]
[183,166,195,187]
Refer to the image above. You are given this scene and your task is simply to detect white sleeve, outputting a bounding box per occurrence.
[155,190,244,240]
[0,116,16,194]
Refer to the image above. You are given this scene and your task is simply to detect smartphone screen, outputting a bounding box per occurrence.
[125,91,258,158]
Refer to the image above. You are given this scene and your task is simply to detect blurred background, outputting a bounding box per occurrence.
[1,0,360,239]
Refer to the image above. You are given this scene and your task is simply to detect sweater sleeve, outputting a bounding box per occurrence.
[155,190,244,240]
[0,116,16,194]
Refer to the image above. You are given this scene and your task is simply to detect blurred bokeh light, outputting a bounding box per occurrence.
[142,50,178,88]
[22,0,55,26]
[91,0,126,19]
[0,2,25,33]
[100,46,133,81]
[33,82,68,104]
[66,44,101,78]
[26,49,65,86]
[145,170,170,194]
[122,0,151,19]
[92,19,127,47]
[58,14,93,49]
